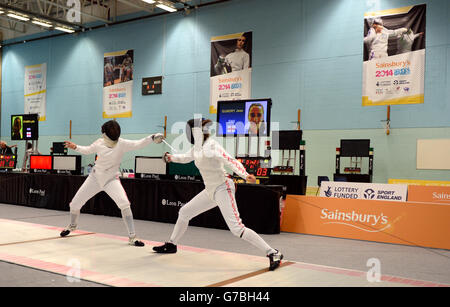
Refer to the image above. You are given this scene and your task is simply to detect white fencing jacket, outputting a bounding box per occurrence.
[74,135,155,187]
[225,48,250,72]
[397,31,421,53]
[171,128,249,200]
[364,27,407,59]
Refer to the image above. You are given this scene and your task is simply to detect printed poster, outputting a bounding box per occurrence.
[210,32,252,114]
[362,4,426,106]
[319,181,408,202]
[24,63,47,121]
[103,49,133,118]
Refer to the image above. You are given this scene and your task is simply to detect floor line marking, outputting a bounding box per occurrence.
[0,232,96,247]
[205,261,295,287]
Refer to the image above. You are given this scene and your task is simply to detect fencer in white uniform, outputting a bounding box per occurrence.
[225,48,250,72]
[153,119,283,271]
[364,18,407,60]
[60,120,164,246]
[397,29,423,54]
[214,35,250,75]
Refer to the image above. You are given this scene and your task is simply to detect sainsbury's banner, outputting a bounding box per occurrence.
[103,50,133,118]
[362,4,426,106]
[24,63,47,121]
[210,32,252,114]
[281,195,450,250]
[407,185,450,204]
[319,181,407,202]
[388,178,450,186]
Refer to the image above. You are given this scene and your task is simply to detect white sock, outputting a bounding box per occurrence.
[69,209,80,227]
[169,216,189,245]
[121,206,136,238]
[241,228,276,255]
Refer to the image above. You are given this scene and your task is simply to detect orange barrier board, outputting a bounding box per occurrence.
[407,185,450,204]
[281,195,450,250]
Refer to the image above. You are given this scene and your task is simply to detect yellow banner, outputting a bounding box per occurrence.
[104,50,128,57]
[364,6,414,18]
[211,32,244,42]
[362,94,424,106]
[388,179,450,186]
[24,89,46,97]
[102,111,132,119]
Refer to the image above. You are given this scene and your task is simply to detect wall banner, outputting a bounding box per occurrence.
[362,4,426,106]
[319,181,408,202]
[210,32,252,114]
[103,50,133,118]
[24,63,47,121]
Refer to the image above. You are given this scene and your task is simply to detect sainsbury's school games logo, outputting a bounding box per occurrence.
[320,208,390,233]
[432,192,450,202]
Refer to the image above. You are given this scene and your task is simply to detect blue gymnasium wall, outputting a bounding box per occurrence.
[1,0,449,184]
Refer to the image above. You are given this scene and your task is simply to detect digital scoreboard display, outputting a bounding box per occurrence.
[0,155,16,169]
[142,76,162,95]
[237,157,271,178]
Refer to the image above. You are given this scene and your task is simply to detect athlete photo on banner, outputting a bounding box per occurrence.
[210,32,252,114]
[103,49,134,118]
[362,4,426,106]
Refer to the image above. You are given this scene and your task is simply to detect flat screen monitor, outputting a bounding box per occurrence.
[216,99,272,136]
[11,114,39,140]
[52,142,67,154]
[30,155,52,170]
[168,161,200,176]
[272,130,303,150]
[340,139,370,157]
[135,156,167,175]
[53,155,81,171]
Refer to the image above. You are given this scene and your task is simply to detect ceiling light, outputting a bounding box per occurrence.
[156,1,177,12]
[7,12,30,21]
[32,20,53,28]
[55,26,75,33]
[141,0,156,3]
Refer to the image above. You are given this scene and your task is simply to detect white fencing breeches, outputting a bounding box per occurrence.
[69,174,130,211]
[68,174,136,238]
[169,179,275,255]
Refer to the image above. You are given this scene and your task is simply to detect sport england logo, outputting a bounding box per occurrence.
[364,189,375,199]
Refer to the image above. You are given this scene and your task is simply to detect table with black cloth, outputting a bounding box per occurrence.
[0,173,284,234]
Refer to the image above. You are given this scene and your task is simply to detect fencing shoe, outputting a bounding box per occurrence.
[60,224,77,237]
[267,250,283,271]
[152,242,177,253]
[129,236,145,247]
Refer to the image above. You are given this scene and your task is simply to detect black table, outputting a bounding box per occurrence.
[333,173,372,183]
[0,173,284,234]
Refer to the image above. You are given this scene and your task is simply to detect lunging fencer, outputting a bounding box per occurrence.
[60,120,164,246]
[153,118,283,271]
